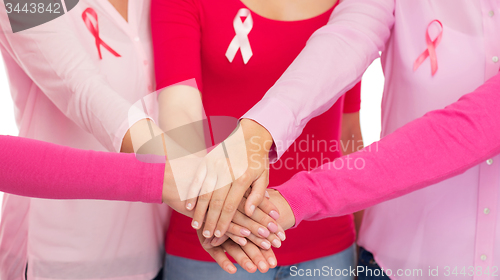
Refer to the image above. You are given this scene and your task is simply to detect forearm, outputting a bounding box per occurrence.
[243,0,394,160]
[0,135,164,203]
[158,85,207,156]
[276,72,500,226]
[341,112,364,155]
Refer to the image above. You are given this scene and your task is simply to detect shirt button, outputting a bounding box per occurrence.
[493,56,499,63]
[481,254,487,261]
[484,208,490,214]
[134,37,140,42]
[489,10,495,17]
[487,159,493,165]
[143,60,148,66]
[148,85,153,92]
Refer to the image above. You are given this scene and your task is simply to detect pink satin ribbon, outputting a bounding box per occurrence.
[413,20,443,76]
[225,8,253,64]
[82,8,121,60]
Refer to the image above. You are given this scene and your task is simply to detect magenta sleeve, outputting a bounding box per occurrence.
[274,72,500,227]
[0,135,165,203]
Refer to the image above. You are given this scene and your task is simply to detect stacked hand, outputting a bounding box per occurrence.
[175,119,295,273]
[125,112,295,273]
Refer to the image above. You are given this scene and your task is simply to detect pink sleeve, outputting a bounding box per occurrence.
[274,72,500,227]
[0,8,150,152]
[243,0,395,160]
[0,135,164,203]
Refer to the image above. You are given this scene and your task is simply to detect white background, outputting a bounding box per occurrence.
[0,58,385,218]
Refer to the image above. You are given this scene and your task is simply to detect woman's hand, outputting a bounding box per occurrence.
[162,161,284,248]
[185,119,274,238]
[266,189,296,231]
[197,228,278,274]
[210,194,286,249]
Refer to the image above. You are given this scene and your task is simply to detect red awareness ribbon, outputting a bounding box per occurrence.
[82,8,121,60]
[413,20,443,76]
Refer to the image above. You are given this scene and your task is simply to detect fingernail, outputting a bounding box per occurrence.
[214,230,221,237]
[186,203,193,210]
[249,204,255,215]
[269,210,280,220]
[261,241,271,249]
[268,257,277,267]
[240,228,251,236]
[267,222,278,233]
[277,231,286,241]
[265,191,270,198]
[227,264,236,273]
[238,237,247,246]
[203,230,211,238]
[192,221,199,229]
[258,261,268,271]
[258,227,270,238]
[272,239,281,248]
[246,262,256,270]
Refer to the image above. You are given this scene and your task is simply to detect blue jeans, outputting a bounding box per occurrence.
[357,247,391,280]
[164,245,356,280]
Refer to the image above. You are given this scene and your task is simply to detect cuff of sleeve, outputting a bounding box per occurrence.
[112,111,156,153]
[271,178,318,229]
[143,161,166,204]
[242,97,298,162]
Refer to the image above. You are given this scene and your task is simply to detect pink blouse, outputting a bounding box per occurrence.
[0,1,169,279]
[245,0,500,279]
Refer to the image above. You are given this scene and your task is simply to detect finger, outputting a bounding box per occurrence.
[260,245,278,269]
[245,168,269,216]
[192,165,217,233]
[220,232,248,247]
[204,183,231,238]
[198,230,239,274]
[185,160,207,210]
[240,240,273,273]
[210,235,230,247]
[232,210,270,239]
[244,232,280,250]
[214,170,254,238]
[226,222,251,238]
[221,240,259,273]
[255,190,280,221]
[237,196,285,241]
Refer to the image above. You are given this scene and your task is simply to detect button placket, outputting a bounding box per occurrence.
[472,156,499,280]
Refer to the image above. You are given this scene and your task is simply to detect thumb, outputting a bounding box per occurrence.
[245,169,269,216]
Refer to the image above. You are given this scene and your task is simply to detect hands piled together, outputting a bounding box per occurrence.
[160,119,296,274]
[126,89,295,273]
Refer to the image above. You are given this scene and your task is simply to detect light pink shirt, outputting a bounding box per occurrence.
[245,0,500,279]
[0,1,169,279]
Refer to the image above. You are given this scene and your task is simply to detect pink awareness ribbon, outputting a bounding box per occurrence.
[413,19,443,76]
[225,8,253,64]
[82,8,121,60]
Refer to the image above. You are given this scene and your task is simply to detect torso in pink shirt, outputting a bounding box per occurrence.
[245,0,500,279]
[360,1,500,277]
[0,1,169,279]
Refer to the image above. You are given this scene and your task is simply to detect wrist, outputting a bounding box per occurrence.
[240,118,274,152]
[268,189,295,230]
